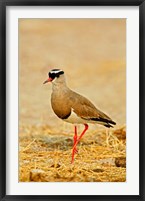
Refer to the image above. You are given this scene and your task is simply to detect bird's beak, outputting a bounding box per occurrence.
[43,77,53,84]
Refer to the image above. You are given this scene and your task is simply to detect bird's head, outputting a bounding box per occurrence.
[43,69,65,84]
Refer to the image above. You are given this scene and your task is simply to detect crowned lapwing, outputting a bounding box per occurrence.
[43,69,116,163]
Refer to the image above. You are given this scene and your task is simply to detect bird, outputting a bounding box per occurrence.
[43,69,116,163]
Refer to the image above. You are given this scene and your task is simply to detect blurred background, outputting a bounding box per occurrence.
[19,19,126,131]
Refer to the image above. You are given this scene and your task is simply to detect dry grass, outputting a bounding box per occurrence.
[19,19,126,182]
[19,125,126,182]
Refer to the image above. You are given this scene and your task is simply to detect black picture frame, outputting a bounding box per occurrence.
[0,0,145,200]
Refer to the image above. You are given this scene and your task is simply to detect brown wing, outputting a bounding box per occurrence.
[69,90,116,125]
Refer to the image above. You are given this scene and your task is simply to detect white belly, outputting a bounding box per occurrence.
[63,110,88,124]
[62,110,106,126]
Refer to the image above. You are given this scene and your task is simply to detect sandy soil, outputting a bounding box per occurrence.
[19,19,126,182]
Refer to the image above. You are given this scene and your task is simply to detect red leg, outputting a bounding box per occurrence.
[71,124,89,163]
[73,126,78,154]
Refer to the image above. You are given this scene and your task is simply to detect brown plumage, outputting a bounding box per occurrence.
[51,88,115,127]
[44,69,116,163]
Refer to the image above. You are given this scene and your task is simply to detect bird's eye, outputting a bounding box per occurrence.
[49,72,56,79]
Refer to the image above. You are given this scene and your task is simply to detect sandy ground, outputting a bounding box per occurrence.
[19,19,126,182]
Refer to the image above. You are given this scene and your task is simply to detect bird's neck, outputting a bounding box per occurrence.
[52,80,68,92]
